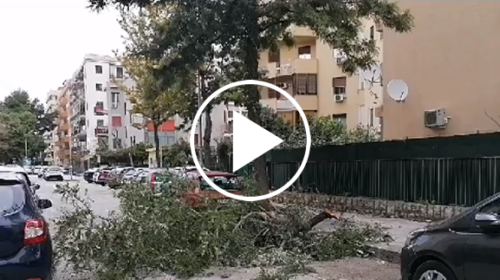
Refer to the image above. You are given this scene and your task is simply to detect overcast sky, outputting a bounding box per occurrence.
[0,0,124,103]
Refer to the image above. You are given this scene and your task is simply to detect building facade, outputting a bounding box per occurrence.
[56,83,71,167]
[381,2,500,140]
[258,22,383,131]
[43,90,59,164]
[106,75,145,150]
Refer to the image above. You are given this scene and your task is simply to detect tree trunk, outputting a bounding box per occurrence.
[203,108,212,168]
[242,0,271,208]
[200,70,213,168]
[153,122,161,168]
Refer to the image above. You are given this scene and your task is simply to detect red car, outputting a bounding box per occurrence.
[182,171,243,207]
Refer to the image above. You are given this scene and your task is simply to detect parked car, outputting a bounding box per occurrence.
[84,168,98,183]
[401,191,500,280]
[155,170,243,207]
[134,169,150,184]
[0,172,54,280]
[107,167,134,189]
[121,168,144,184]
[38,167,47,178]
[94,167,115,186]
[32,166,42,175]
[43,166,64,181]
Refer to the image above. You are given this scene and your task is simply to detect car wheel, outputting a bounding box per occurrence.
[413,260,457,280]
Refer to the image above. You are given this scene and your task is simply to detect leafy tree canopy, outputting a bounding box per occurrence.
[0,89,57,163]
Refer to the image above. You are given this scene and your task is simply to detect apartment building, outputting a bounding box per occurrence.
[381,2,500,140]
[174,102,244,148]
[258,21,383,130]
[106,75,145,150]
[56,83,71,167]
[43,90,59,164]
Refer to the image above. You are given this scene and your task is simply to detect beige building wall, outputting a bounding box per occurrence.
[259,21,383,130]
[382,2,500,140]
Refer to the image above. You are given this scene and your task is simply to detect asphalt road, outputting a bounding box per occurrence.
[30,175,119,280]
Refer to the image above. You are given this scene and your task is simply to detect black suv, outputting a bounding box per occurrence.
[401,192,500,280]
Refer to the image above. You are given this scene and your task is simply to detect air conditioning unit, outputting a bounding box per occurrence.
[336,57,345,65]
[277,83,288,89]
[424,108,448,128]
[334,94,345,103]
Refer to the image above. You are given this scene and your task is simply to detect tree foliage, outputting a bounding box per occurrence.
[0,90,57,163]
[116,6,194,168]
[98,143,150,166]
[89,0,413,197]
[54,179,391,279]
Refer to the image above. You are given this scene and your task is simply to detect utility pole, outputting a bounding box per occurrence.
[24,138,28,164]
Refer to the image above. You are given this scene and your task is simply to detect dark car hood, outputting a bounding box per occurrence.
[425,207,473,231]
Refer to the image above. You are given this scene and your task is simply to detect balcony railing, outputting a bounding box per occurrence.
[95,127,109,136]
[94,106,107,116]
[266,59,318,78]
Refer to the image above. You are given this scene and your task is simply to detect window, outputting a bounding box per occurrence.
[116,67,124,78]
[370,26,374,40]
[95,65,103,74]
[298,46,312,59]
[332,77,347,94]
[332,114,347,127]
[294,74,317,95]
[124,126,128,138]
[223,111,227,122]
[112,116,122,127]
[228,110,233,118]
[0,185,25,216]
[96,84,103,91]
[96,101,104,108]
[124,102,127,115]
[130,136,136,145]
[97,119,104,127]
[111,92,120,103]
[268,50,280,63]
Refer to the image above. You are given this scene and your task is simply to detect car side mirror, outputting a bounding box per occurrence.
[37,199,52,209]
[475,213,500,230]
[33,184,40,190]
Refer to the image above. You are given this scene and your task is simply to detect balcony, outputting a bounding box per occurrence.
[266,59,318,78]
[59,122,69,132]
[262,94,318,112]
[94,106,107,116]
[95,127,109,136]
[131,114,144,129]
[288,25,315,38]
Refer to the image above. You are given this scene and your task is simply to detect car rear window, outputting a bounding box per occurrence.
[0,184,25,216]
[200,176,239,190]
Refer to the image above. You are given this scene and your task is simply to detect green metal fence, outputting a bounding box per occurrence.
[268,157,500,207]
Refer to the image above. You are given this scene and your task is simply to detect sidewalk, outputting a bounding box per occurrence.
[313,212,429,263]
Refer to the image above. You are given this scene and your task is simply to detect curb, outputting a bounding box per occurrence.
[366,245,400,264]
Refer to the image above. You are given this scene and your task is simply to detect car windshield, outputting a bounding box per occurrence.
[199,176,239,190]
[125,170,136,176]
[0,184,25,216]
[48,167,60,171]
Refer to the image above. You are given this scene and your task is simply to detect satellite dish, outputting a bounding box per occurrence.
[387,79,409,102]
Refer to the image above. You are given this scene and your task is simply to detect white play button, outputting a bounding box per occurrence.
[232,111,283,172]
